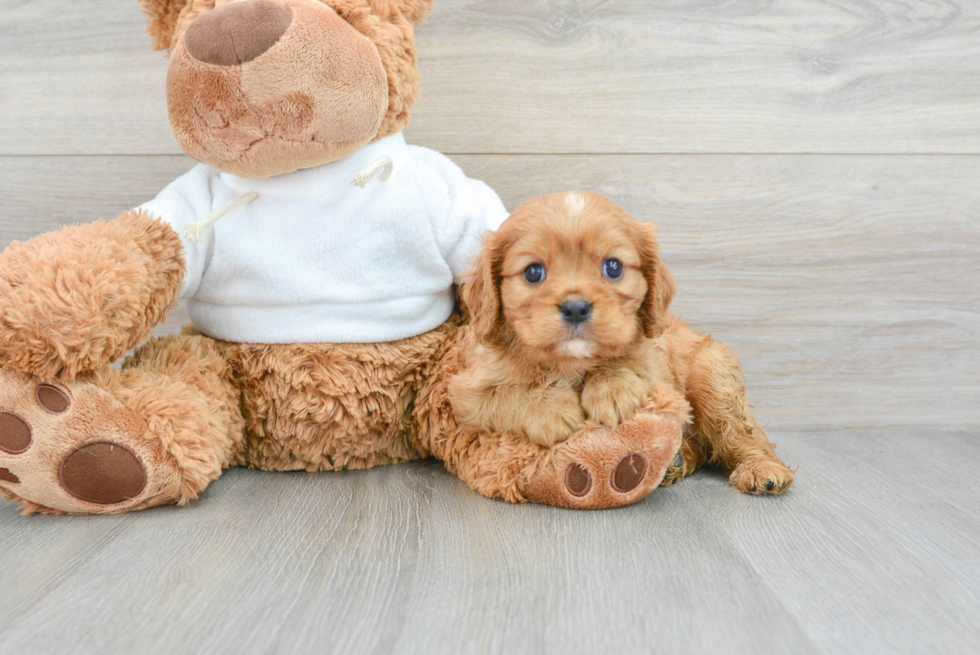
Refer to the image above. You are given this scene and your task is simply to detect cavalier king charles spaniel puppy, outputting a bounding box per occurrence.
[449,191,794,494]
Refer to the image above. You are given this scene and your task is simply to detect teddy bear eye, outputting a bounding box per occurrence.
[524,264,546,285]
[603,258,624,280]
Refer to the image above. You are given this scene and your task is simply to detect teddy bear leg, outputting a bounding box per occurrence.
[518,385,688,509]
[223,321,461,473]
[414,341,687,509]
[420,398,684,510]
[0,335,244,514]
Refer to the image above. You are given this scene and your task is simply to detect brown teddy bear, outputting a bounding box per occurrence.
[0,0,688,514]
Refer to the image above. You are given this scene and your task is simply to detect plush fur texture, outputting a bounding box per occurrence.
[413,326,688,509]
[0,210,184,380]
[166,0,390,177]
[0,333,242,515]
[449,192,795,495]
[0,0,498,516]
[143,0,432,177]
[0,190,787,514]
[209,319,455,471]
[0,0,778,515]
[139,0,190,50]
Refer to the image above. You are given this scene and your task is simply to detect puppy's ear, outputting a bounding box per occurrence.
[462,230,509,344]
[632,220,675,338]
[139,0,189,51]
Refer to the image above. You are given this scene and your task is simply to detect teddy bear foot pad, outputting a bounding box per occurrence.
[524,412,683,510]
[0,368,172,514]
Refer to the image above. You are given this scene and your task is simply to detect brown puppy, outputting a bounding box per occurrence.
[449,191,795,494]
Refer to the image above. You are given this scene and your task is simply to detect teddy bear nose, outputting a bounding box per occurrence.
[560,300,593,325]
[184,0,293,66]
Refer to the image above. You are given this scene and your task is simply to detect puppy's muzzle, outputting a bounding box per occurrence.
[560,300,593,326]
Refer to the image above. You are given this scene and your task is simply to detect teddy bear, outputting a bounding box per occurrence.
[0,0,687,515]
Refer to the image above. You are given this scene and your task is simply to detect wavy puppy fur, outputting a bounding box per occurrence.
[413,326,689,509]
[450,192,796,495]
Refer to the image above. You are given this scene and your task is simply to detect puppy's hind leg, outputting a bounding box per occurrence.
[686,337,795,495]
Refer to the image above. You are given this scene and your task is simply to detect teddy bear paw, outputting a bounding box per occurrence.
[0,368,172,514]
[523,411,683,509]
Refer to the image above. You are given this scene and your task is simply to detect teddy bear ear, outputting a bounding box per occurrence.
[380,0,436,24]
[138,0,189,51]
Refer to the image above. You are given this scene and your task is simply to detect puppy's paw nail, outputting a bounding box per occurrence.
[764,480,775,491]
[671,453,683,469]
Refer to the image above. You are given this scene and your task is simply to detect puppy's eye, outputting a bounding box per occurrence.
[524,264,546,285]
[602,258,624,280]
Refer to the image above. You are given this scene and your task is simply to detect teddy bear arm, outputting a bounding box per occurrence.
[0,209,185,380]
[419,376,685,508]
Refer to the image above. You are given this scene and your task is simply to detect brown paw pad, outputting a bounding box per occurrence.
[611,452,647,493]
[564,463,593,497]
[0,468,19,484]
[36,385,70,413]
[58,442,147,505]
[0,412,32,454]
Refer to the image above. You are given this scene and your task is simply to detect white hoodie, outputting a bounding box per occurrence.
[139,132,508,344]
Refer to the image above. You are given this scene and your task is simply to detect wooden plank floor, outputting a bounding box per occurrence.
[1,1,979,653]
[0,431,976,654]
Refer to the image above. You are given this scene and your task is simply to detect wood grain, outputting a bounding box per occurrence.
[696,429,980,654]
[2,0,979,155]
[0,432,975,654]
[2,0,979,651]
[3,154,977,430]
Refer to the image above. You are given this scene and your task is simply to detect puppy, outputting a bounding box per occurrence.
[449,191,795,494]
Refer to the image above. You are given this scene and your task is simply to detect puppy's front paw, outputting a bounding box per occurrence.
[730,458,796,495]
[519,388,585,447]
[582,369,649,428]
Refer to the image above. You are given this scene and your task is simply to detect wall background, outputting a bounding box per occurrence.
[2,0,978,431]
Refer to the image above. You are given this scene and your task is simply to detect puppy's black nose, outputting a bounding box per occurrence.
[560,300,593,325]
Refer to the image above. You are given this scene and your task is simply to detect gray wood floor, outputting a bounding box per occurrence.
[1,1,979,653]
[0,430,976,654]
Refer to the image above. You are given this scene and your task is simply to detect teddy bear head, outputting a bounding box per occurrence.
[139,0,434,178]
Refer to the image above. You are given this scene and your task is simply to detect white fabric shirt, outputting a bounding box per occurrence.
[139,132,508,343]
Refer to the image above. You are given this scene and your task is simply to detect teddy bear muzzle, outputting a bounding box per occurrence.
[166,0,390,178]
